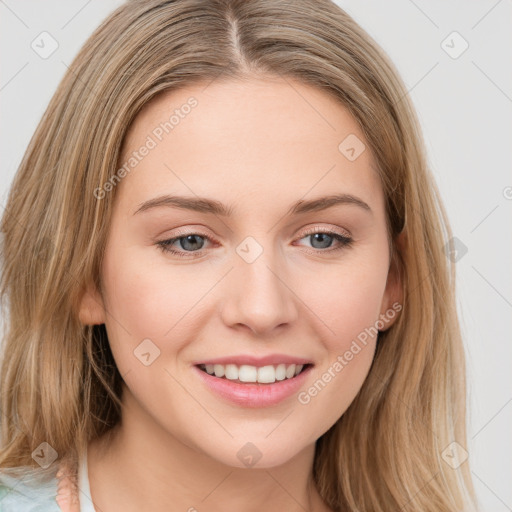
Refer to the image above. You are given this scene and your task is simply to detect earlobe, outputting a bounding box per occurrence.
[379,230,406,331]
[78,281,106,325]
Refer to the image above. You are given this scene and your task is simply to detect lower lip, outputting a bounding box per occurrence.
[193,365,313,408]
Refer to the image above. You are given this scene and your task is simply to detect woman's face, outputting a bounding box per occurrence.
[81,76,401,468]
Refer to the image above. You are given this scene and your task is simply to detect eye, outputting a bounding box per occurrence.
[156,232,213,258]
[295,227,353,253]
[156,227,353,259]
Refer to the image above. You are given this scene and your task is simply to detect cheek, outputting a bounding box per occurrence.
[99,245,182,377]
[99,242,228,381]
[291,258,387,425]
[297,342,376,438]
[101,245,205,336]
[305,256,388,351]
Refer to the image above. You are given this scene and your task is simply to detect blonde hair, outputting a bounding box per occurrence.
[0,0,478,510]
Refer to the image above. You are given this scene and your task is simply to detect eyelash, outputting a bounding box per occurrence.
[156,227,353,259]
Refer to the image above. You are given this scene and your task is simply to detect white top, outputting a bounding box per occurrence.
[78,450,95,512]
[0,449,97,511]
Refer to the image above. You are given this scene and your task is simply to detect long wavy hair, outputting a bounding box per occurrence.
[0,0,478,510]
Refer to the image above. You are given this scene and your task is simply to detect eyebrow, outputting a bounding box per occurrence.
[133,193,372,217]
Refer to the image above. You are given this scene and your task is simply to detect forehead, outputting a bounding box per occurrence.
[117,77,384,218]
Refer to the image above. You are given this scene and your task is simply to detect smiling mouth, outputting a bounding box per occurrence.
[197,363,312,384]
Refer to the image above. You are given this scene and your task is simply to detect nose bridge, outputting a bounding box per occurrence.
[220,234,298,334]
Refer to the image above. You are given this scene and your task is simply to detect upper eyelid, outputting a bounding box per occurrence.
[300,225,351,238]
[163,225,350,242]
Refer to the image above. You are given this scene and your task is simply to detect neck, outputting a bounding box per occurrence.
[87,388,330,512]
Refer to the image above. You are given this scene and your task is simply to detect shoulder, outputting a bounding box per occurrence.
[0,457,79,512]
[0,463,61,511]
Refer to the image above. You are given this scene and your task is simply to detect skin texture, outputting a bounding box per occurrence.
[79,76,402,512]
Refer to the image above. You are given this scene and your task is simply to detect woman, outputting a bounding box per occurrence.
[0,0,479,510]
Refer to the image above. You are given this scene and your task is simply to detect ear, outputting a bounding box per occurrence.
[78,280,107,325]
[378,230,406,331]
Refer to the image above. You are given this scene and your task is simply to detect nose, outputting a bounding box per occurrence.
[219,246,299,336]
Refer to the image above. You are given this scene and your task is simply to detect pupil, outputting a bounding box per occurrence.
[181,235,204,251]
[311,233,332,249]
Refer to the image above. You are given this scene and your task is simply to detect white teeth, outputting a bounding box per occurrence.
[285,364,296,379]
[224,364,239,380]
[275,364,286,381]
[213,364,225,378]
[257,365,276,383]
[238,365,258,383]
[201,363,307,383]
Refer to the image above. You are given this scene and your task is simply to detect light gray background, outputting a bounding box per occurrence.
[1,1,511,510]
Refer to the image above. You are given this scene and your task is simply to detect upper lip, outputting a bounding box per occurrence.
[194,354,313,367]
